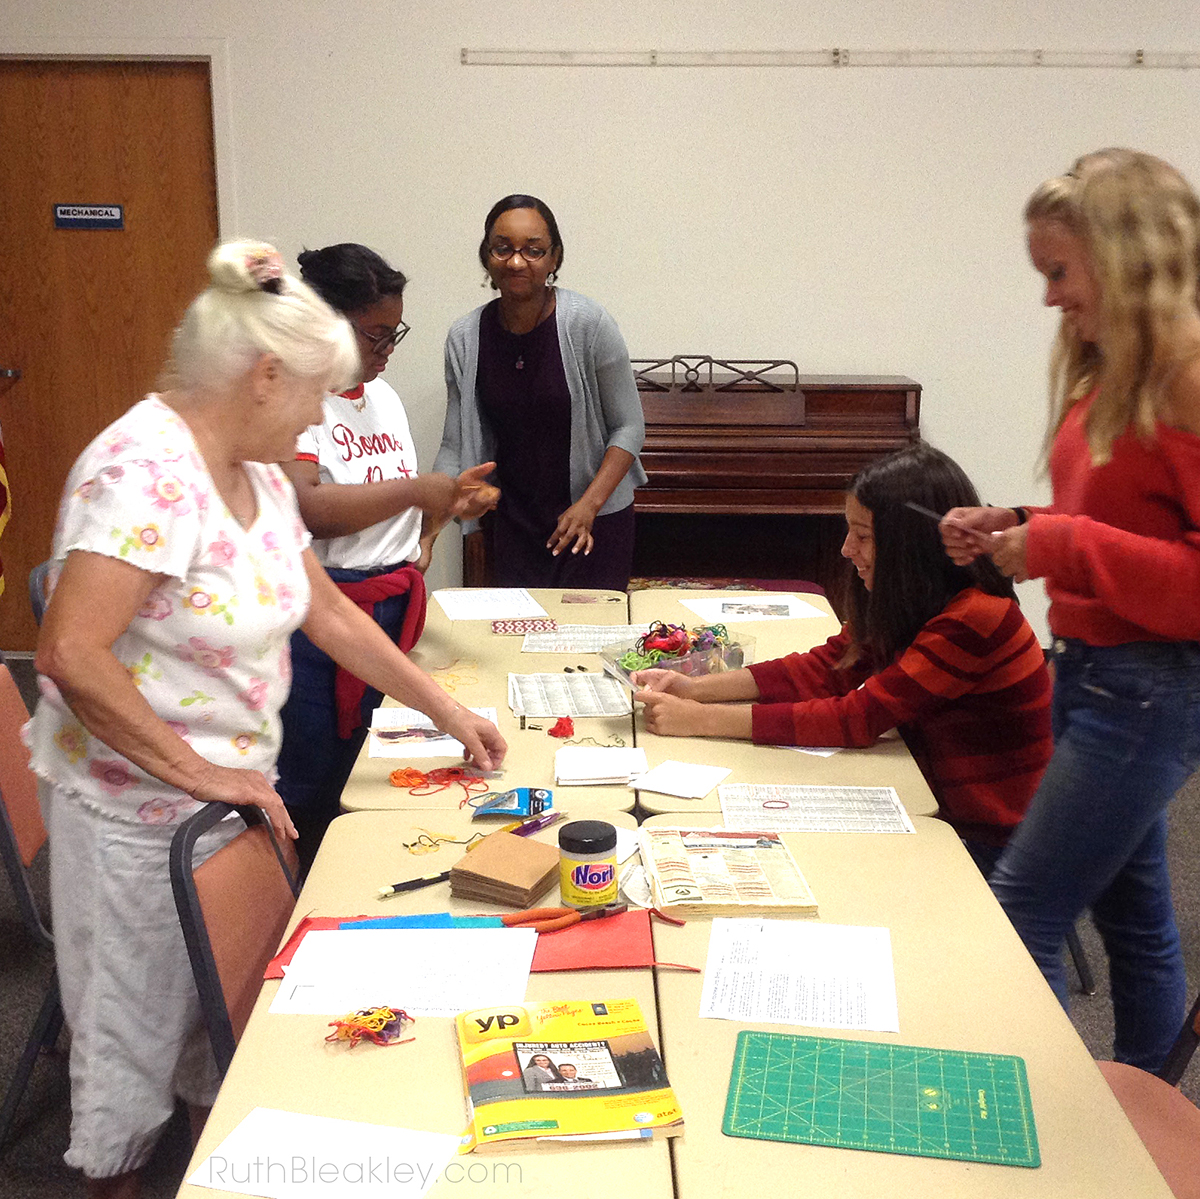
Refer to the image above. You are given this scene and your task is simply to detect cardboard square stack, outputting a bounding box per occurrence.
[449,830,560,907]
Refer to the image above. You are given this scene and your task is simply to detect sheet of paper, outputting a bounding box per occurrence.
[631,759,731,800]
[507,672,632,717]
[700,919,900,1032]
[554,745,647,785]
[787,745,842,758]
[719,783,915,834]
[678,594,826,623]
[614,826,640,864]
[433,588,547,621]
[187,1107,459,1199]
[269,928,536,1016]
[367,707,498,759]
[521,624,647,653]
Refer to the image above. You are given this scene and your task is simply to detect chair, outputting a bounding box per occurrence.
[170,801,300,1077]
[1160,989,1200,1087]
[1098,1054,1200,1199]
[0,661,65,1152]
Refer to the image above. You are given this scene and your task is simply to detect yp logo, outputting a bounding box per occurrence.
[461,1006,532,1044]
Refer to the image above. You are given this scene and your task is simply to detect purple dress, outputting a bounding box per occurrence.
[476,299,635,589]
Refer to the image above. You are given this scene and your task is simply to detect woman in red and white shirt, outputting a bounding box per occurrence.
[277,243,495,870]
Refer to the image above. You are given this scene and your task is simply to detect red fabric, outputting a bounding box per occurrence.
[334,566,428,738]
[1025,396,1200,644]
[747,588,1052,847]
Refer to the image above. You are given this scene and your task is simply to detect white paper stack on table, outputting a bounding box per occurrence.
[554,745,647,786]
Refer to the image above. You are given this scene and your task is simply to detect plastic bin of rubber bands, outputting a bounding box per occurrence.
[600,621,754,688]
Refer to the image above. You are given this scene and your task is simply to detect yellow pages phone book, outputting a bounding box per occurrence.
[455,998,683,1151]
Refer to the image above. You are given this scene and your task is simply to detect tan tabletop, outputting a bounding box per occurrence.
[642,814,1170,1198]
[178,809,673,1199]
[341,588,638,815]
[627,590,937,819]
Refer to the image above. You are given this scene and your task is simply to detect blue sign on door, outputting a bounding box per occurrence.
[53,204,125,230]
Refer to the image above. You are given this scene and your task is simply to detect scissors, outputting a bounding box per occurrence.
[500,904,628,932]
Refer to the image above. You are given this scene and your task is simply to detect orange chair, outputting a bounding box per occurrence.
[1098,1056,1200,1199]
[169,802,300,1076]
[0,661,64,1151]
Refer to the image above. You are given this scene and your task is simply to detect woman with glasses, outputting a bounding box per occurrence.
[434,195,646,590]
[277,242,495,869]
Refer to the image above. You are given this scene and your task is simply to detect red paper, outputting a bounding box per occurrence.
[529,908,655,972]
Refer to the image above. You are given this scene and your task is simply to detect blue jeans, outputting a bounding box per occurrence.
[990,637,1200,1071]
[275,565,412,868]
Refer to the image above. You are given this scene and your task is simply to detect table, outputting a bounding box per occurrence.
[628,589,939,819]
[177,809,674,1199]
[341,589,638,815]
[642,813,1170,1198]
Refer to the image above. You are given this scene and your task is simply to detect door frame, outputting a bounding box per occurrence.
[0,37,236,235]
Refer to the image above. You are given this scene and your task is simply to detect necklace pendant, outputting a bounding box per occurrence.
[515,356,524,370]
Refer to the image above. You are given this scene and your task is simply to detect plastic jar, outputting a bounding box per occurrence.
[558,819,619,910]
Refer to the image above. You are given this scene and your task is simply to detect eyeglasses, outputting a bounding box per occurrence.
[352,321,410,354]
[487,243,550,262]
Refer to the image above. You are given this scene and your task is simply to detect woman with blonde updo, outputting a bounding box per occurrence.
[941,149,1200,1071]
[29,240,506,1197]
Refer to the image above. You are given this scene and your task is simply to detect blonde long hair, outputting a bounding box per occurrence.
[1025,148,1200,464]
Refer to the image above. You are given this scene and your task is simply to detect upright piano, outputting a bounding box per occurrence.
[460,356,920,594]
[631,357,921,596]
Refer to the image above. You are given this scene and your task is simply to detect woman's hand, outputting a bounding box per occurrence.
[629,668,697,698]
[188,761,298,842]
[988,524,1030,582]
[452,462,500,521]
[634,688,708,736]
[437,706,508,772]
[548,497,600,557]
[940,506,1018,565]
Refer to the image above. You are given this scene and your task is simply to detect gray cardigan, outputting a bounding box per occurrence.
[434,288,647,536]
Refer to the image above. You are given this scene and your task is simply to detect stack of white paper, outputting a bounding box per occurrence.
[631,759,731,800]
[433,588,547,621]
[554,745,648,785]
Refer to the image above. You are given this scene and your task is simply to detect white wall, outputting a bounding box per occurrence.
[6,1,1200,637]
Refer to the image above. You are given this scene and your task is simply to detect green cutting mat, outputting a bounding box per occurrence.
[723,1031,1040,1168]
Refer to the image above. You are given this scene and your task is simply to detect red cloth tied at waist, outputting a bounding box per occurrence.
[333,565,428,739]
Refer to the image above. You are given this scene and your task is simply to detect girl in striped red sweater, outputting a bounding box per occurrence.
[633,442,1052,873]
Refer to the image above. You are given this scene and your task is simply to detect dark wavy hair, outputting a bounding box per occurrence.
[842,442,1016,666]
[477,194,564,274]
[296,243,407,315]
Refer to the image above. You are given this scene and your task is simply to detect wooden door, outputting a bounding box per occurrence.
[0,60,219,650]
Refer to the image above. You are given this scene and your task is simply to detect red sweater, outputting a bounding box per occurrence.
[1025,396,1200,644]
[747,588,1052,846]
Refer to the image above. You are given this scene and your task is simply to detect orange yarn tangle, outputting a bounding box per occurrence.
[325,1006,415,1048]
[388,765,490,802]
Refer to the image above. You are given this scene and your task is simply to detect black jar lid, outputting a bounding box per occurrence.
[558,819,617,854]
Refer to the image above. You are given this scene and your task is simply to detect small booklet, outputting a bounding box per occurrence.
[638,827,818,917]
[455,998,684,1152]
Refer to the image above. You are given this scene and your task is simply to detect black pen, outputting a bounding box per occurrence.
[377,870,451,898]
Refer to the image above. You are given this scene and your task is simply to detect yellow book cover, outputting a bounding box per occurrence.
[455,998,684,1151]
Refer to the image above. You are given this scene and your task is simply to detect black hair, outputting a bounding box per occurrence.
[842,441,1016,666]
[296,243,407,316]
[477,194,564,274]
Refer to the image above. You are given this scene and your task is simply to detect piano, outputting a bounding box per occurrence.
[459,356,920,595]
[630,357,921,596]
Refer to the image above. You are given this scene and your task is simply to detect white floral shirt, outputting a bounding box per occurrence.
[29,396,312,824]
